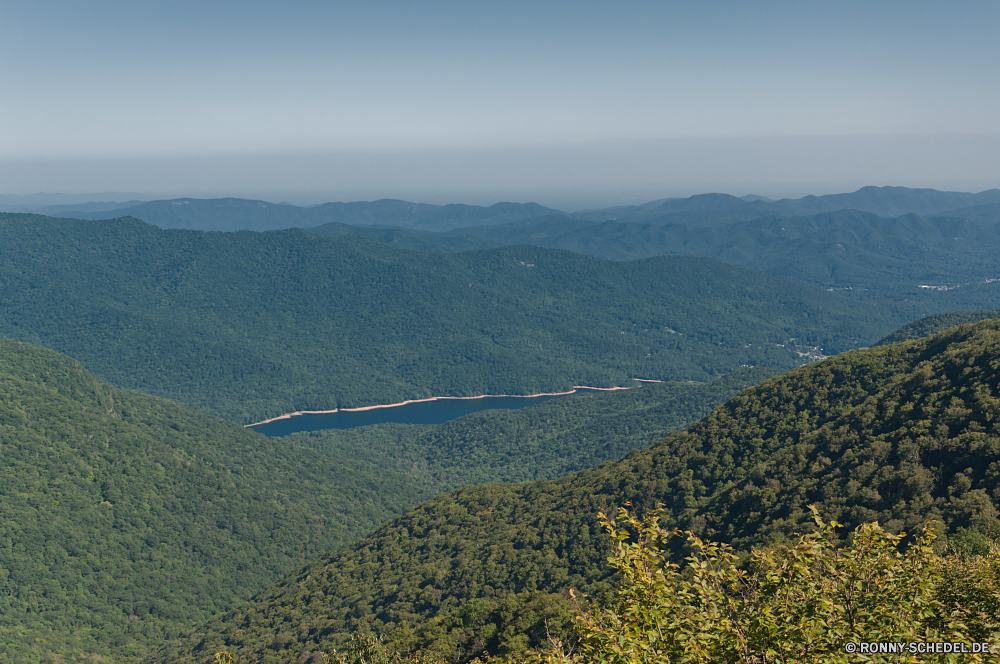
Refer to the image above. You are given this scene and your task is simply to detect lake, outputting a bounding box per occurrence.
[248,387,616,437]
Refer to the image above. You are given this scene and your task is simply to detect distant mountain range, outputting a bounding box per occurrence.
[0,191,151,212]
[32,198,562,232]
[6,186,999,232]
[574,186,1000,224]
[451,210,1000,312]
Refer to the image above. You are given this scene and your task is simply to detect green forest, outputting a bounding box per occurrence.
[164,319,1000,663]
[0,213,894,423]
[0,339,769,663]
[0,339,420,662]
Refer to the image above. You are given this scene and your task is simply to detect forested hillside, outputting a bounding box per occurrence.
[307,221,498,252]
[0,213,890,423]
[0,340,777,663]
[168,320,1000,663]
[0,339,424,663]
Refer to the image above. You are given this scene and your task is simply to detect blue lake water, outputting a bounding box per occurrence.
[248,387,613,437]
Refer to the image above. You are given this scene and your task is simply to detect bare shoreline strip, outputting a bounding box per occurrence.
[244,384,651,428]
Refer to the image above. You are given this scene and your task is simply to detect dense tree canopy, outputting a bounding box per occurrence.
[0,339,764,663]
[0,213,893,423]
[166,320,1000,663]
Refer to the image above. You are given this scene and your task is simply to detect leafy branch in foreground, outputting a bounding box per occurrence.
[530,504,999,664]
[212,504,1000,664]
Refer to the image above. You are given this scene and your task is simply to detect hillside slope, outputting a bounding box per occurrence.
[0,339,430,663]
[168,320,1000,662]
[0,214,891,423]
[0,341,779,663]
[306,221,498,252]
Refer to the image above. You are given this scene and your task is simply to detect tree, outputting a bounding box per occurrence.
[531,504,995,663]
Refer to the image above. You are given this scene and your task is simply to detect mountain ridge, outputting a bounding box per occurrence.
[0,338,432,662]
[43,198,562,232]
[31,186,1000,233]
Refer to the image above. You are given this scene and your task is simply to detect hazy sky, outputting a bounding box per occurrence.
[2,0,998,206]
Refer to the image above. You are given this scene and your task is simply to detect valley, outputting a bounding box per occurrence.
[0,213,892,425]
[0,337,774,662]
[165,319,1000,663]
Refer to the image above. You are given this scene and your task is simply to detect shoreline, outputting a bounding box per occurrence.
[245,391,573,427]
[245,379,658,428]
[243,378,663,429]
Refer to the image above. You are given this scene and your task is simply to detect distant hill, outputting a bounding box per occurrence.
[166,319,1000,663]
[0,213,892,424]
[456,209,1000,314]
[876,311,1000,345]
[33,199,146,216]
[53,198,562,232]
[572,186,1000,224]
[304,200,560,232]
[0,192,151,213]
[53,198,322,231]
[573,193,778,225]
[771,185,1000,217]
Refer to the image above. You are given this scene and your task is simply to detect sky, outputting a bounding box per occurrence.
[2,0,998,208]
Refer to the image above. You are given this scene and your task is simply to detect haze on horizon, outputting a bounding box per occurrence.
[2,0,998,209]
